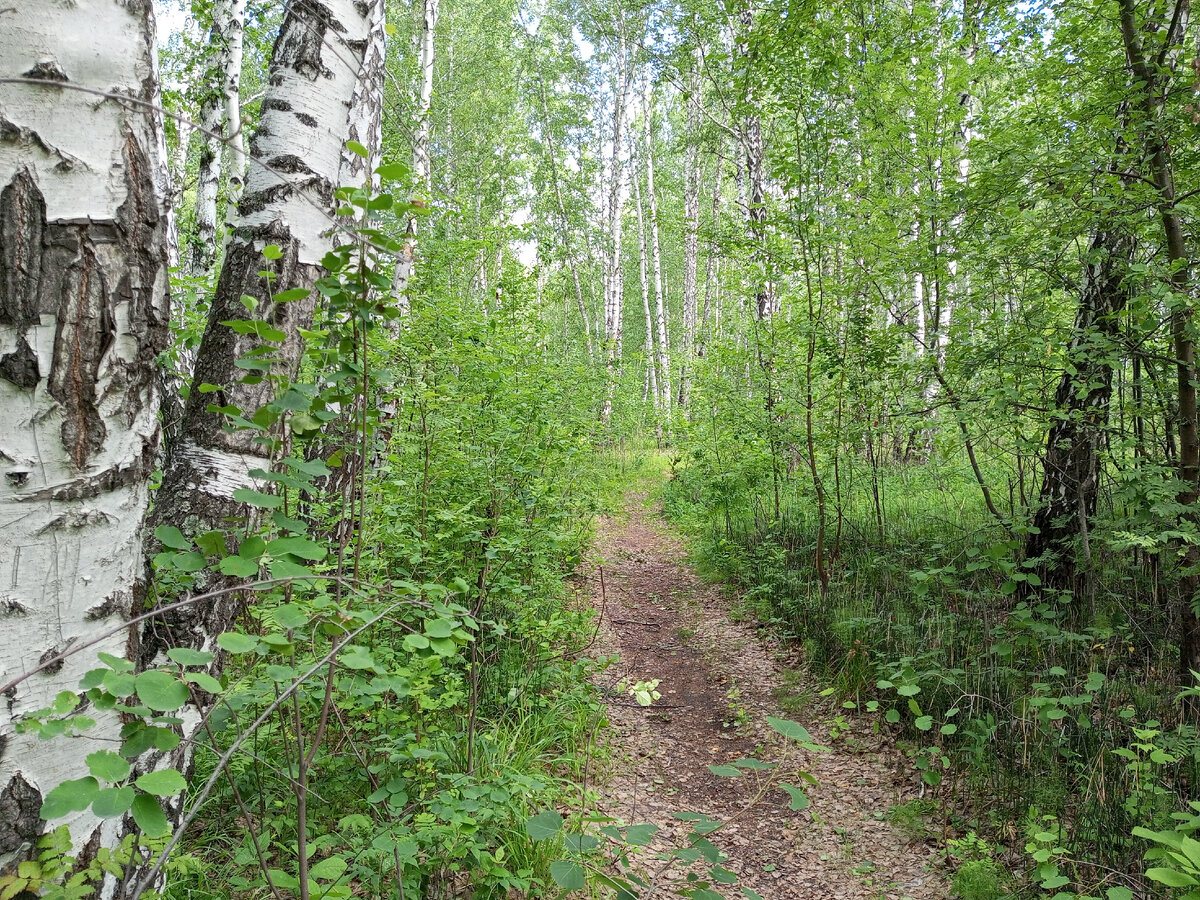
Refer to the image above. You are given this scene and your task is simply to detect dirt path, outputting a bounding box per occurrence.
[586,493,948,900]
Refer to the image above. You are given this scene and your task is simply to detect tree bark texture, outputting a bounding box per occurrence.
[0,0,170,869]
[677,51,702,410]
[144,0,383,667]
[1025,229,1133,598]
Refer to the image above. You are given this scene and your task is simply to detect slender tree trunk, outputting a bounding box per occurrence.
[601,25,630,424]
[633,162,659,409]
[644,84,672,412]
[0,0,170,869]
[1117,0,1200,679]
[221,0,248,231]
[678,51,702,411]
[1025,229,1133,600]
[536,73,593,359]
[392,0,439,316]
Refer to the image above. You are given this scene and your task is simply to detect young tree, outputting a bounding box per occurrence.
[0,0,170,866]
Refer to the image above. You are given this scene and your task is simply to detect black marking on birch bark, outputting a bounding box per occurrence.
[37,640,73,675]
[0,337,38,388]
[86,590,128,621]
[270,1,338,82]
[47,240,108,468]
[261,97,293,113]
[238,184,294,216]
[269,154,317,175]
[0,773,43,857]
[0,597,30,616]
[17,438,155,502]
[294,112,319,128]
[0,118,79,172]
[0,169,44,327]
[23,60,68,82]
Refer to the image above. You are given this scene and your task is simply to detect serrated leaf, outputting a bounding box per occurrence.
[564,832,600,853]
[525,810,563,841]
[233,488,283,509]
[549,860,586,891]
[262,244,283,260]
[273,287,311,303]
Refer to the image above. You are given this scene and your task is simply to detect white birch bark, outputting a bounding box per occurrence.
[633,161,659,408]
[643,85,672,410]
[678,51,702,410]
[601,26,631,423]
[144,0,383,703]
[392,0,439,317]
[0,0,170,868]
[220,0,247,232]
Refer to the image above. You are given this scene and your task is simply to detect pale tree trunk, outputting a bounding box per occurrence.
[139,0,384,798]
[190,0,244,275]
[0,0,170,871]
[601,24,631,424]
[699,152,724,356]
[633,161,660,409]
[392,0,439,317]
[643,84,672,411]
[536,74,593,359]
[220,0,248,232]
[678,51,702,410]
[737,6,773,321]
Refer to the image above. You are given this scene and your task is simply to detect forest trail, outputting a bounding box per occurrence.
[586,492,949,900]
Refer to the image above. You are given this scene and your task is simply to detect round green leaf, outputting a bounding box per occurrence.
[135,670,189,711]
[87,750,131,783]
[93,786,136,818]
[217,632,259,654]
[166,648,215,666]
[40,777,99,819]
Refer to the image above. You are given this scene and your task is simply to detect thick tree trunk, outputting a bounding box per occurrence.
[141,0,382,710]
[0,0,170,870]
[1116,0,1200,680]
[737,6,773,321]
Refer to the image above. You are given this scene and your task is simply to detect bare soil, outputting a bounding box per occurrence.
[585,492,949,900]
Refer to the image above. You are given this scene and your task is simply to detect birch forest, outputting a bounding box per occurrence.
[4,0,1200,897]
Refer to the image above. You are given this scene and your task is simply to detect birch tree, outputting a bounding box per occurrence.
[144,0,386,666]
[0,0,170,867]
[392,0,439,316]
[601,23,631,423]
[677,50,702,410]
[190,0,246,275]
[643,83,672,411]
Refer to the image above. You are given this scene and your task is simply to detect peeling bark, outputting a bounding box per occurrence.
[0,0,170,873]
